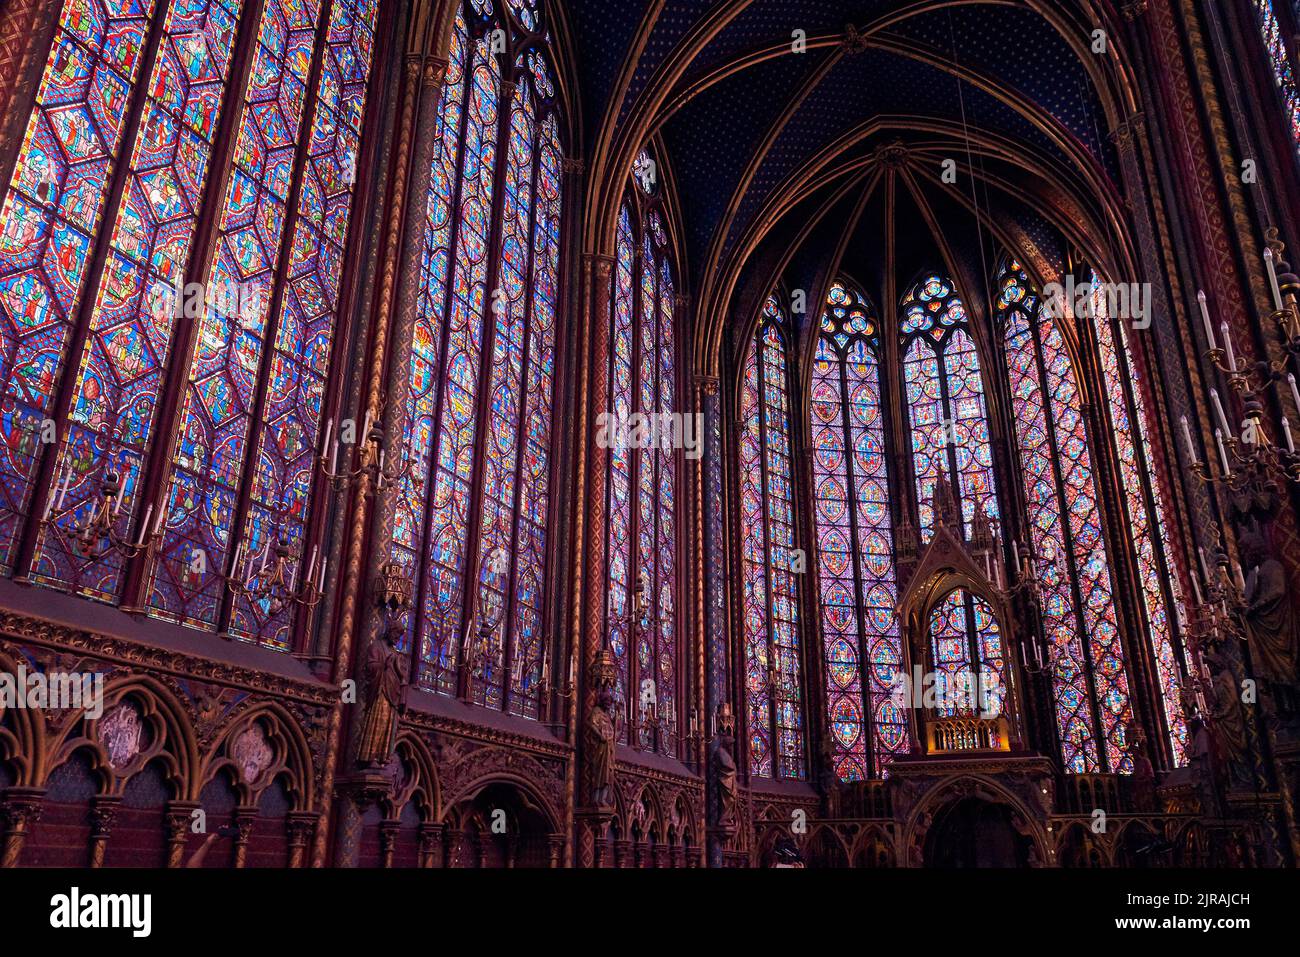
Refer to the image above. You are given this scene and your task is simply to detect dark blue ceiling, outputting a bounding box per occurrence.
[560,1,1113,293]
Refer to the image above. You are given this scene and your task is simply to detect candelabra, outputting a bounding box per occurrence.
[1004,538,1062,675]
[535,645,576,700]
[225,534,326,615]
[1187,239,1300,497]
[319,413,408,491]
[43,468,162,560]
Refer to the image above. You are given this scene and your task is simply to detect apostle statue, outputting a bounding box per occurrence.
[1125,721,1157,812]
[1239,529,1299,688]
[709,704,738,831]
[1207,665,1250,787]
[585,681,617,810]
[356,626,408,769]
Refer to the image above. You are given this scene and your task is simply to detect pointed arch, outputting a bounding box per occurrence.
[809,279,904,780]
[739,295,805,780]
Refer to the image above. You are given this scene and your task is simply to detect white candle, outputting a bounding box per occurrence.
[1198,290,1217,349]
[154,505,165,534]
[1215,428,1232,476]
[54,468,72,508]
[1265,246,1284,311]
[1012,539,1021,570]
[1190,569,1204,606]
[321,418,333,460]
[1285,417,1296,455]
[1220,322,1236,371]
[1289,374,1300,413]
[1233,563,1246,594]
[139,504,153,543]
[1210,389,1232,438]
[1180,415,1199,465]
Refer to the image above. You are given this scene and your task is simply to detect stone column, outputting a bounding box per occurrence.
[87,796,120,868]
[0,788,43,867]
[164,801,200,868]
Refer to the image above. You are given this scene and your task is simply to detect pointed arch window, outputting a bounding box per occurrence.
[900,275,999,539]
[740,298,806,780]
[0,0,380,650]
[927,589,1006,722]
[1087,272,1189,766]
[998,260,1135,772]
[809,281,904,781]
[1251,0,1300,155]
[390,0,564,717]
[602,145,680,755]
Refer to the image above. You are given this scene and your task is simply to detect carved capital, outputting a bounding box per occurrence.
[423,55,449,88]
[1109,112,1146,153]
[695,375,720,397]
[1121,0,1148,21]
[588,253,616,282]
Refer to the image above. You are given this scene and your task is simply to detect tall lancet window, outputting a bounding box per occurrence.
[900,275,999,538]
[1088,273,1189,766]
[809,282,904,781]
[740,298,805,780]
[1251,0,1300,154]
[391,0,562,717]
[0,0,380,650]
[602,147,680,755]
[998,260,1134,772]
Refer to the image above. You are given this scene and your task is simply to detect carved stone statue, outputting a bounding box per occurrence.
[356,627,408,769]
[585,682,617,809]
[1239,530,1299,687]
[709,705,738,831]
[1125,721,1157,812]
[1207,667,1249,785]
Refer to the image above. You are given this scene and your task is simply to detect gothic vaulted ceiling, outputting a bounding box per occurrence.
[561,0,1136,355]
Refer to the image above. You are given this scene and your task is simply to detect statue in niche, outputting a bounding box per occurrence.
[1239,529,1299,689]
[585,680,617,810]
[356,626,408,769]
[709,704,738,832]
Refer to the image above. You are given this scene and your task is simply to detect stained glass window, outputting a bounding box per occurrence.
[0,0,379,651]
[809,281,905,780]
[900,275,998,538]
[147,0,379,644]
[391,1,563,718]
[927,589,1006,726]
[1,0,162,571]
[1252,0,1300,155]
[998,260,1133,772]
[1088,273,1189,766]
[601,146,679,755]
[741,298,806,780]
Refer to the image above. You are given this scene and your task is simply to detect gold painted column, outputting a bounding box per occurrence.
[574,252,616,868]
[313,49,448,868]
